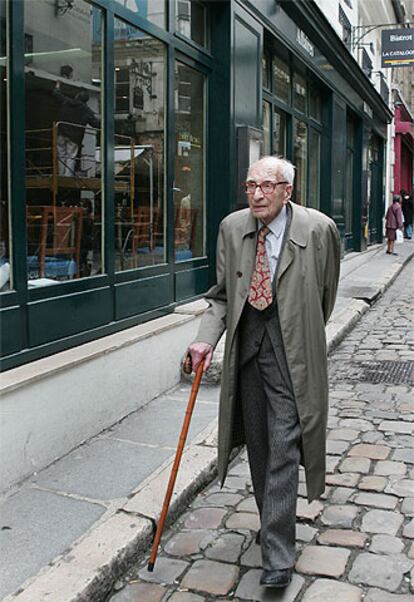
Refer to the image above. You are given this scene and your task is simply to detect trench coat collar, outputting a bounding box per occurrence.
[241,201,308,248]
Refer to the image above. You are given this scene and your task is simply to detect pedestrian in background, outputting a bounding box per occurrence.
[385,195,404,255]
[185,156,340,589]
[400,189,413,240]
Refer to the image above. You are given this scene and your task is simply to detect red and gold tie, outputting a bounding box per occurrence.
[248,226,272,310]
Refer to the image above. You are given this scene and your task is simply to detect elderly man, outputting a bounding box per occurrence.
[186,155,340,588]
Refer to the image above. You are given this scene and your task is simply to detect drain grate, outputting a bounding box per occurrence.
[331,360,414,386]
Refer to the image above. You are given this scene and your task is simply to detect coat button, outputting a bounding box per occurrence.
[236,271,243,278]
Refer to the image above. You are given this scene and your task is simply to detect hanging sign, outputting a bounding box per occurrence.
[381,28,414,67]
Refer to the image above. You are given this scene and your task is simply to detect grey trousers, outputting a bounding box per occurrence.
[239,330,301,570]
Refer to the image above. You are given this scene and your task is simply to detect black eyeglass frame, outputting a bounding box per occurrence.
[244,180,289,194]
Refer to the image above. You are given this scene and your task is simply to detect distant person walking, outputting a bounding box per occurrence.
[385,195,404,255]
[400,189,413,240]
[53,81,99,176]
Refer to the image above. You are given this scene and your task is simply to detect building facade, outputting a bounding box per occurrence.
[1,0,393,372]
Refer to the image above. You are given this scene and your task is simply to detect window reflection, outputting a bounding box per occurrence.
[308,129,320,209]
[293,120,307,206]
[114,19,166,271]
[113,0,166,29]
[25,0,103,286]
[273,110,287,157]
[293,72,307,114]
[176,0,206,47]
[262,102,271,156]
[272,56,290,104]
[175,62,205,262]
[0,0,10,291]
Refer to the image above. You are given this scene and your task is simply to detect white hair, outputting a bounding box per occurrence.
[248,155,295,185]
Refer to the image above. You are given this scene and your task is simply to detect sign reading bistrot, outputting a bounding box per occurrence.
[381,28,414,67]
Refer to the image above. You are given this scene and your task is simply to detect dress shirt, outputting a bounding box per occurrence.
[259,205,287,280]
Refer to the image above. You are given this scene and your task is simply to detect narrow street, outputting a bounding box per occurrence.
[109,261,414,602]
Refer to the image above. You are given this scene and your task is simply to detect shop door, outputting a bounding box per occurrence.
[368,137,382,245]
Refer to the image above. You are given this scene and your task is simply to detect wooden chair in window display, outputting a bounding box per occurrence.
[174,206,198,261]
[27,206,84,280]
[131,206,162,264]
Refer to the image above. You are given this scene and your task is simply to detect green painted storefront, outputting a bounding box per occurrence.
[0,0,392,371]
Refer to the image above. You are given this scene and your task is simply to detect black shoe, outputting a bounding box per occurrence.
[260,568,292,588]
[255,529,261,545]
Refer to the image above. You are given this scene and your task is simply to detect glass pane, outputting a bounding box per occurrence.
[174,62,205,262]
[273,110,287,157]
[272,56,290,104]
[293,121,307,206]
[0,0,10,291]
[293,72,307,114]
[345,147,353,233]
[309,86,321,122]
[262,102,271,156]
[113,0,166,29]
[114,19,166,271]
[25,0,103,286]
[262,52,270,90]
[176,0,206,47]
[308,129,320,210]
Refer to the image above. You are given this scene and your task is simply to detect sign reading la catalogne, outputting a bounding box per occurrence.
[381,28,414,67]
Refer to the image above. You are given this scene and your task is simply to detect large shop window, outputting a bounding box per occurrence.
[0,1,10,292]
[24,0,103,286]
[293,120,307,206]
[272,56,290,105]
[262,101,271,155]
[308,129,321,209]
[113,0,166,29]
[174,62,205,262]
[113,19,166,271]
[273,110,287,157]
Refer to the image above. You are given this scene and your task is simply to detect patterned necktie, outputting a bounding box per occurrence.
[248,226,272,310]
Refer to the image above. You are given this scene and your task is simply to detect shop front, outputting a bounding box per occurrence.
[0,0,392,371]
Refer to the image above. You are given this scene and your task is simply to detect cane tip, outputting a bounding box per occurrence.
[147,562,154,572]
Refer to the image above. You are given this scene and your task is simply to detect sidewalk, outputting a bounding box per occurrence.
[1,241,413,602]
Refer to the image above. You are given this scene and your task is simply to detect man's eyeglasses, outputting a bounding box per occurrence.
[244,180,289,195]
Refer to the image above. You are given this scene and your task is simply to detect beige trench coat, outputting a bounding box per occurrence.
[196,201,341,502]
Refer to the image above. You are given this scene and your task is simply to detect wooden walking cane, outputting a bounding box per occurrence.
[148,354,204,571]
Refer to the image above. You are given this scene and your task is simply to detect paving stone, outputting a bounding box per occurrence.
[222,476,249,490]
[374,460,407,476]
[349,552,413,591]
[296,499,324,521]
[379,420,413,434]
[202,492,243,506]
[348,444,390,460]
[326,455,341,472]
[164,531,214,556]
[401,497,414,516]
[353,492,398,509]
[325,473,360,488]
[331,486,354,504]
[409,542,414,559]
[357,475,387,492]
[181,560,239,596]
[240,541,261,567]
[138,557,189,585]
[296,545,350,577]
[236,496,259,513]
[317,529,367,548]
[110,582,166,602]
[403,519,414,538]
[168,593,205,602]
[340,419,374,431]
[369,534,404,554]
[327,440,350,455]
[301,578,362,602]
[184,508,227,530]
[205,532,245,562]
[328,428,360,441]
[235,570,304,602]
[339,457,371,474]
[385,478,414,497]
[361,509,404,535]
[225,511,260,531]
[392,448,414,464]
[365,589,414,602]
[320,505,360,528]
[296,523,318,542]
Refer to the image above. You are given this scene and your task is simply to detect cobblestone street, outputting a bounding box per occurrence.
[109,260,414,602]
